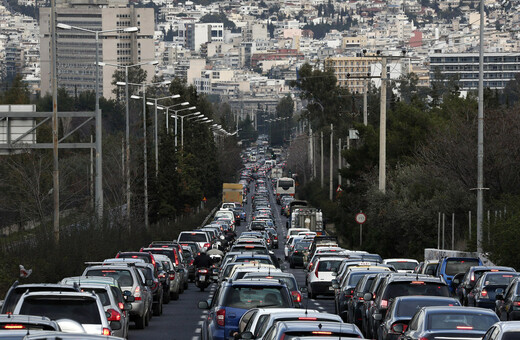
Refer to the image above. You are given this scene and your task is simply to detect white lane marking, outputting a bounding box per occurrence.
[318,306,325,310]
[192,336,199,340]
[198,320,204,325]
[195,328,201,333]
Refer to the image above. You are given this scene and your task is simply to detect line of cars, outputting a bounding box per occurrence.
[0,238,204,339]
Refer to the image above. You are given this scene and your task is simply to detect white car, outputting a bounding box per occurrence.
[383,258,419,273]
[286,228,310,241]
[284,236,305,259]
[306,257,345,299]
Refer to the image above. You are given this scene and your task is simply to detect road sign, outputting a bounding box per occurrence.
[202,197,207,202]
[336,185,342,193]
[355,212,366,224]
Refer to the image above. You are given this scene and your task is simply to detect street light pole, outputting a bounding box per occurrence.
[142,83,149,229]
[476,0,485,253]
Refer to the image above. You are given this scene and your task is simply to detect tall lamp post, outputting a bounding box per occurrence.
[180,111,202,148]
[98,60,158,221]
[145,95,181,176]
[57,23,138,220]
[116,80,171,229]
[154,102,190,135]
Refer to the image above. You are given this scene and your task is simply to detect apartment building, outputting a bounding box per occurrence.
[429,53,520,90]
[40,0,154,99]
[326,56,374,93]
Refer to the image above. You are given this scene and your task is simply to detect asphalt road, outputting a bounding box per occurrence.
[129,179,335,339]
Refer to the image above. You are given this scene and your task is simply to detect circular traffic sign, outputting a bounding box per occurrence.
[355,212,367,224]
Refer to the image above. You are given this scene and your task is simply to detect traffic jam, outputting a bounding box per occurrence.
[1,138,520,340]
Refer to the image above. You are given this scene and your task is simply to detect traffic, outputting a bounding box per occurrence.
[0,137,519,340]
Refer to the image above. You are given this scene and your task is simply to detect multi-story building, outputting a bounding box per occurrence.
[326,56,374,93]
[40,0,155,99]
[185,23,223,52]
[429,53,520,90]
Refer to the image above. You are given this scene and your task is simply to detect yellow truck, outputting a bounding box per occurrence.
[222,183,244,203]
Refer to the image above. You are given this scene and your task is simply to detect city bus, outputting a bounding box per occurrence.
[275,177,295,203]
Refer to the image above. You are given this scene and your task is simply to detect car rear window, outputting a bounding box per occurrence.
[232,246,268,255]
[235,258,272,265]
[445,259,480,276]
[428,313,497,331]
[396,299,459,317]
[295,242,311,251]
[19,298,102,324]
[383,282,450,299]
[3,286,77,314]
[118,253,151,263]
[85,269,134,287]
[284,331,359,339]
[318,261,343,272]
[179,233,207,242]
[86,288,111,306]
[348,272,370,286]
[483,273,518,286]
[387,261,417,271]
[245,276,297,291]
[223,286,290,309]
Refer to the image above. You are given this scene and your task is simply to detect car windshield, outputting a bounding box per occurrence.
[348,272,370,286]
[223,286,290,309]
[397,299,458,317]
[85,269,134,287]
[245,276,296,291]
[19,298,102,324]
[318,261,343,272]
[445,259,481,276]
[179,233,207,242]
[428,313,497,331]
[383,282,450,299]
[387,261,417,271]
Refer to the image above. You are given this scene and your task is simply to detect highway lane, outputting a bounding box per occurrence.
[129,177,335,339]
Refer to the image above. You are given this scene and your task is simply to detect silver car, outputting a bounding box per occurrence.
[82,263,152,329]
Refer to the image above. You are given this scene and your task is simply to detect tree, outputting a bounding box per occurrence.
[0,75,30,104]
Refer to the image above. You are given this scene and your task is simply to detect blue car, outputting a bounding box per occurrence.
[198,278,293,340]
[436,257,482,293]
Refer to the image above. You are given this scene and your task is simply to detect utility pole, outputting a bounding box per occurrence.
[329,124,333,201]
[50,0,59,243]
[320,131,324,188]
[309,126,313,180]
[476,0,485,253]
[142,84,149,229]
[363,78,368,126]
[378,57,387,193]
[338,138,342,186]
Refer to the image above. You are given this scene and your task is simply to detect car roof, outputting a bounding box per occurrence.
[20,291,99,300]
[495,321,520,332]
[384,258,419,263]
[316,256,350,262]
[61,276,120,287]
[23,331,124,340]
[393,296,460,303]
[385,273,445,283]
[0,314,57,326]
[422,306,498,314]
[228,278,288,287]
[276,320,360,332]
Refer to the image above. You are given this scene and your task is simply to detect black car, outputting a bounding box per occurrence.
[399,306,499,340]
[364,273,450,338]
[467,271,519,309]
[361,272,393,338]
[455,266,516,305]
[288,240,311,269]
[347,272,378,326]
[496,277,520,320]
[377,296,461,340]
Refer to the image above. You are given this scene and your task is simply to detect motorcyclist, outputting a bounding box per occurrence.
[193,249,212,268]
[207,244,224,266]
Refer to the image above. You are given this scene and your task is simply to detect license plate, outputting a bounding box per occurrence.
[329,286,334,290]
[200,276,205,282]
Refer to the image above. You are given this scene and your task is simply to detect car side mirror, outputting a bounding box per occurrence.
[198,300,209,309]
[373,313,382,321]
[496,288,505,300]
[392,323,405,333]
[364,293,373,301]
[146,279,153,286]
[110,321,122,330]
[125,295,135,303]
[300,287,308,293]
[241,331,254,340]
[123,290,132,297]
[331,279,340,289]
[331,271,337,277]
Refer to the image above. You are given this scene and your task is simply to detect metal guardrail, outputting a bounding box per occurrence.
[200,201,222,228]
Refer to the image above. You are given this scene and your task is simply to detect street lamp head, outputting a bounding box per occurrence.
[180,102,189,106]
[172,94,181,99]
[116,81,127,86]
[150,60,159,65]
[146,102,154,106]
[123,27,139,33]
[57,23,72,30]
[161,80,171,86]
[130,95,141,100]
[188,106,196,110]
[97,62,106,66]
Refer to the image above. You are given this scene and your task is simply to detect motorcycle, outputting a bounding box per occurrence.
[195,268,211,292]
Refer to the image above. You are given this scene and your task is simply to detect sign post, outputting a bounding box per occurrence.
[355,212,367,247]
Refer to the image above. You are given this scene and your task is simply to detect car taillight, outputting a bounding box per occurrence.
[204,243,211,249]
[313,331,332,335]
[169,272,175,280]
[481,290,488,298]
[103,328,111,336]
[315,264,319,278]
[216,309,226,327]
[4,324,25,329]
[107,308,121,321]
[134,286,142,301]
[381,299,388,308]
[391,323,408,334]
[514,301,520,306]
[198,269,208,273]
[190,259,194,265]
[291,291,302,303]
[274,236,278,240]
[345,289,354,298]
[470,272,475,281]
[457,326,474,330]
[158,273,166,279]
[298,317,317,320]
[118,302,125,310]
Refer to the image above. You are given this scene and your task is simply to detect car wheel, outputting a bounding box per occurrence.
[153,302,161,316]
[164,290,171,304]
[135,314,146,329]
[145,310,150,327]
